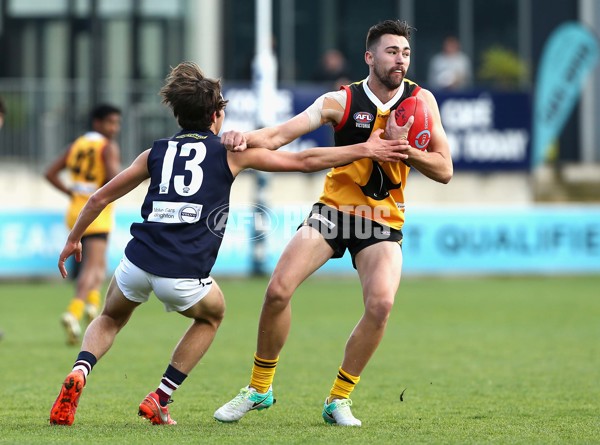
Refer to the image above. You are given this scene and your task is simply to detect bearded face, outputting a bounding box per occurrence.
[367,34,411,91]
[372,61,404,90]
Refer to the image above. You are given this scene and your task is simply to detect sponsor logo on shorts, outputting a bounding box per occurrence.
[309,213,336,229]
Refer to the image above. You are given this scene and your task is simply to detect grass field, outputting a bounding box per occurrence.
[1,275,599,444]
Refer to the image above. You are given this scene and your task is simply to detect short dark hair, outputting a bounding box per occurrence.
[366,20,414,51]
[160,61,228,130]
[91,104,121,122]
[0,96,6,116]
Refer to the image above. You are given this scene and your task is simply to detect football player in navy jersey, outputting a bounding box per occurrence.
[49,61,411,426]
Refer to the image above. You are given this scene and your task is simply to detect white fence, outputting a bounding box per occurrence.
[0,79,177,171]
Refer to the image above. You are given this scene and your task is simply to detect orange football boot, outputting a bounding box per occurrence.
[138,392,177,425]
[50,370,85,425]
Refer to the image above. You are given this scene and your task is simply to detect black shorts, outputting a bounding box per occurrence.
[299,203,403,268]
[68,233,109,280]
[82,233,109,243]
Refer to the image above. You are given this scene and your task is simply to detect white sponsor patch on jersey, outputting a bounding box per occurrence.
[148,201,203,224]
[71,181,98,195]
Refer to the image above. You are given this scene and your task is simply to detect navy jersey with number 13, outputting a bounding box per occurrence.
[125,130,234,279]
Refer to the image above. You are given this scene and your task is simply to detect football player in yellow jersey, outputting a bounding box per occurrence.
[45,104,121,345]
[215,20,453,426]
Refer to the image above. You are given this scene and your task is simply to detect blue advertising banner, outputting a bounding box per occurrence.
[2,206,598,278]
[436,91,531,171]
[222,85,333,151]
[532,22,600,168]
[0,211,140,278]
[0,212,69,276]
[401,205,600,274]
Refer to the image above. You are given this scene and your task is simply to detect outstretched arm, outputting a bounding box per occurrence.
[222,90,346,152]
[222,112,313,152]
[227,128,410,176]
[58,149,151,278]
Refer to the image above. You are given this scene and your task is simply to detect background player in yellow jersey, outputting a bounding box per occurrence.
[214,19,453,426]
[45,104,121,345]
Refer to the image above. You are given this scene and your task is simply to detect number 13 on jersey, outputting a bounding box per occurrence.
[159,141,206,196]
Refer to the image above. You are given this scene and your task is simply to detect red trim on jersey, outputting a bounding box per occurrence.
[411,86,421,96]
[333,84,352,132]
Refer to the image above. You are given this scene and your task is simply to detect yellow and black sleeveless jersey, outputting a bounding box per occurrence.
[65,131,114,235]
[318,78,421,230]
